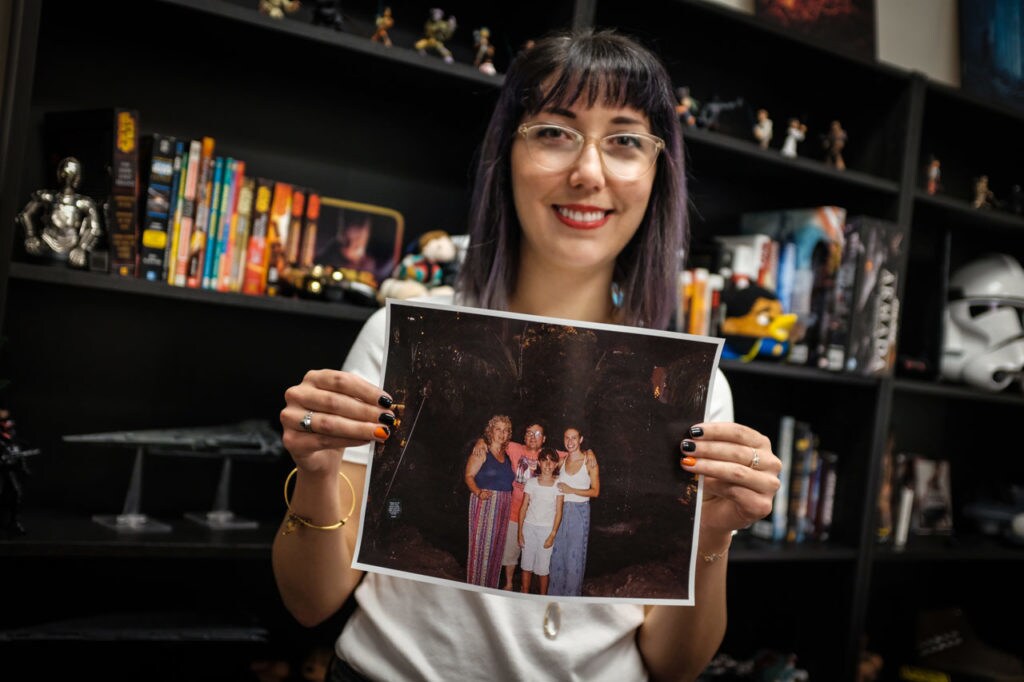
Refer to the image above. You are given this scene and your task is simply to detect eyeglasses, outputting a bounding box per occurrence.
[525,429,543,437]
[517,123,665,180]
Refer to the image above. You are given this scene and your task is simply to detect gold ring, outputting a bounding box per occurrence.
[749,449,760,470]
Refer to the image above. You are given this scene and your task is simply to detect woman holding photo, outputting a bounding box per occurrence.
[274,28,781,681]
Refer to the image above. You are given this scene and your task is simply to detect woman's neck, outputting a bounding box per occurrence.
[509,257,616,324]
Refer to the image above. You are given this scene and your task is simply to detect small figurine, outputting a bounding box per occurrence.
[370,6,393,46]
[781,118,807,158]
[473,27,496,75]
[0,409,38,536]
[823,119,847,170]
[719,284,798,361]
[258,0,300,19]
[696,95,744,131]
[414,8,457,64]
[675,87,698,127]
[15,156,103,269]
[753,108,773,149]
[925,155,942,195]
[973,175,997,209]
[311,0,344,31]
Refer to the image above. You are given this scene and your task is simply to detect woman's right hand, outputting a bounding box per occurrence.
[280,369,393,473]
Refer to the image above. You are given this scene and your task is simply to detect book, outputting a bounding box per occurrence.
[171,139,203,286]
[814,450,838,542]
[740,206,847,366]
[137,133,177,281]
[843,216,910,376]
[162,140,186,282]
[242,178,275,295]
[785,420,815,544]
[285,186,307,267]
[187,143,218,288]
[229,176,256,292]
[199,156,228,289]
[751,414,795,542]
[263,181,293,297]
[43,107,141,275]
[299,190,321,268]
[215,159,246,292]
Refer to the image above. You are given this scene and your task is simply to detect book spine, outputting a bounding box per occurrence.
[285,186,306,267]
[216,159,245,291]
[264,181,293,297]
[164,141,187,284]
[815,450,839,542]
[299,190,320,268]
[242,178,275,295]
[172,139,203,286]
[771,415,795,542]
[137,133,177,282]
[108,108,140,277]
[229,177,256,292]
[200,156,228,289]
[192,152,222,289]
[786,420,814,543]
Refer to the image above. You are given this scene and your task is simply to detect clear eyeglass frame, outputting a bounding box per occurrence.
[517,122,665,179]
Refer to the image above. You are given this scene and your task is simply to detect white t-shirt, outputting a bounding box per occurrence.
[523,477,562,528]
[337,299,734,681]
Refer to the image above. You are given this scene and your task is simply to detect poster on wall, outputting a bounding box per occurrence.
[959,0,1024,115]
[755,0,877,62]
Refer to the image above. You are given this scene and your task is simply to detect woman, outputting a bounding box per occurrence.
[549,426,598,596]
[464,414,515,587]
[274,28,781,681]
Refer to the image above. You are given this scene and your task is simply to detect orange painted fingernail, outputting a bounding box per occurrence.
[681,456,697,467]
[374,426,390,440]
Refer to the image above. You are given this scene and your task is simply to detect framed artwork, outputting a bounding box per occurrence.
[755,0,877,61]
[352,300,724,605]
[309,196,404,284]
[959,0,1024,115]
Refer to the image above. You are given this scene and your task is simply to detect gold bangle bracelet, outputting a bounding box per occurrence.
[281,467,356,535]
[700,547,730,563]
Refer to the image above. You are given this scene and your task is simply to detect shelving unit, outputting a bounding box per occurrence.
[1,1,1021,680]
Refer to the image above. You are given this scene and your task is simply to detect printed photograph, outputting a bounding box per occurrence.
[353,300,724,605]
[312,197,404,285]
[959,0,1024,115]
[755,0,877,62]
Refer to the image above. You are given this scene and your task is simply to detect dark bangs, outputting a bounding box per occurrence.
[520,32,672,132]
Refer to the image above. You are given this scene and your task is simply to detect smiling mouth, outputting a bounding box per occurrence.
[554,205,611,230]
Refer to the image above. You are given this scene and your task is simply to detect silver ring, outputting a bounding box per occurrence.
[749,449,760,470]
[301,410,314,434]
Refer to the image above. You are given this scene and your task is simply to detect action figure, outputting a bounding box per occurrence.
[925,155,942,195]
[781,118,807,158]
[258,0,300,19]
[823,120,847,170]
[311,0,344,31]
[696,95,744,131]
[675,86,697,127]
[719,284,798,362]
[973,175,997,209]
[753,108,773,149]
[473,27,496,75]
[15,156,103,269]
[0,409,37,536]
[414,8,457,64]
[370,6,393,46]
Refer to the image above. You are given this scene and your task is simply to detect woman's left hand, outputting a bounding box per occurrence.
[680,422,780,535]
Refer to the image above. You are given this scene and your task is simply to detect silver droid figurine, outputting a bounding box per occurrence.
[16,156,103,269]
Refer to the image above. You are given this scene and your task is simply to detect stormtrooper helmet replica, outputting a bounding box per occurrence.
[941,253,1024,392]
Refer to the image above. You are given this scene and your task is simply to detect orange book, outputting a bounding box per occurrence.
[263,181,293,297]
[241,178,275,295]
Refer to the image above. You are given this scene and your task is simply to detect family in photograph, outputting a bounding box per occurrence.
[465,417,599,596]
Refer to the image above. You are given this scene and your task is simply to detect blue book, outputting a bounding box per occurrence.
[201,156,226,289]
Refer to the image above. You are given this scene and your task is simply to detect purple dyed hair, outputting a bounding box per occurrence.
[456,28,688,329]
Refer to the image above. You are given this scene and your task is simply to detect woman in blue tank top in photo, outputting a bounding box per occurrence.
[463,414,515,587]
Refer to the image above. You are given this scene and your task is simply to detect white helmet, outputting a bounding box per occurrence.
[941,253,1024,392]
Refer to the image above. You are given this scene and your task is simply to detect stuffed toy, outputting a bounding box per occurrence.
[377,230,459,304]
[720,284,797,361]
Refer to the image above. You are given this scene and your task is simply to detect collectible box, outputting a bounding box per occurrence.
[137,133,177,281]
[312,197,404,286]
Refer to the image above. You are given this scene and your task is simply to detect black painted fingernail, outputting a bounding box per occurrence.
[680,439,696,453]
[378,395,393,408]
[379,412,396,427]
[689,426,703,438]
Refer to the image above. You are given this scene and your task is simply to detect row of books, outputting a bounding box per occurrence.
[749,415,838,545]
[41,107,320,296]
[876,441,954,548]
[703,207,908,376]
[138,133,320,296]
